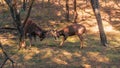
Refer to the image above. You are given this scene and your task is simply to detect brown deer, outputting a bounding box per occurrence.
[51,23,86,48]
[23,20,48,47]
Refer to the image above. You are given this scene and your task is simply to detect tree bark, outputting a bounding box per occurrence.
[23,0,27,11]
[73,0,78,23]
[66,0,69,21]
[4,0,34,49]
[90,0,108,46]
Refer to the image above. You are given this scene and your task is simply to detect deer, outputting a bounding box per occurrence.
[51,23,86,48]
[23,20,48,48]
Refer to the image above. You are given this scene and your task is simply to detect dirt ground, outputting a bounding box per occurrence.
[0,0,120,68]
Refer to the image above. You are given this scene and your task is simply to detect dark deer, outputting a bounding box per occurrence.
[51,23,86,48]
[23,20,48,47]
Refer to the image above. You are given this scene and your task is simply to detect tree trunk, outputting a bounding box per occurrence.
[73,0,78,23]
[48,0,50,3]
[66,0,69,21]
[23,0,27,11]
[90,0,108,46]
[42,0,44,7]
[4,0,34,49]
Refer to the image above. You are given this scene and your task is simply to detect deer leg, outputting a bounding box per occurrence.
[78,35,84,48]
[19,40,26,50]
[60,36,67,46]
[33,35,37,41]
[40,37,44,41]
[28,34,33,48]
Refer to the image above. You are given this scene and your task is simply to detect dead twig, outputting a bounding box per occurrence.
[0,27,17,30]
[0,43,15,68]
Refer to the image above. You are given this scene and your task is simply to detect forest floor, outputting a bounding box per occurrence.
[0,0,120,68]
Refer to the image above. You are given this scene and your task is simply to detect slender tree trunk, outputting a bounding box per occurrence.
[90,0,108,46]
[4,0,34,49]
[48,0,50,3]
[42,0,44,7]
[23,0,27,11]
[66,0,69,21]
[73,0,78,23]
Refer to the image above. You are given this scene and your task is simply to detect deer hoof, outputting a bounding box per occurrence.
[80,46,83,49]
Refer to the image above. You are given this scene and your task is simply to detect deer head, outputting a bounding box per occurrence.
[50,29,60,40]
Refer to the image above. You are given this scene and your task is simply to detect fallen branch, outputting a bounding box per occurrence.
[0,43,14,68]
[0,27,17,30]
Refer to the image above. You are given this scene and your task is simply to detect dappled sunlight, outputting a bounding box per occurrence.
[107,32,120,48]
[73,51,82,57]
[0,39,15,46]
[40,48,53,59]
[101,21,120,47]
[82,64,91,68]
[104,26,115,32]
[83,16,120,34]
[61,50,73,60]
[19,47,40,61]
[87,52,110,63]
[102,20,120,33]
[81,56,87,62]
[51,57,68,65]
[89,24,98,33]
[0,33,17,46]
[67,36,79,43]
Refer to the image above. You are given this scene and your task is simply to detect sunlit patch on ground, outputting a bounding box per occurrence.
[87,52,109,63]
[66,36,80,43]
[51,57,68,65]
